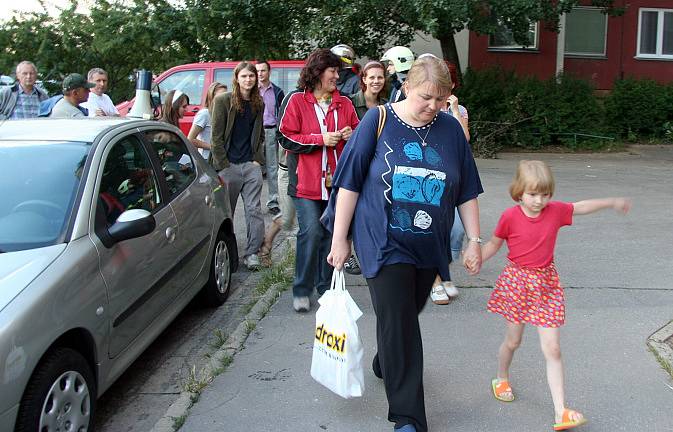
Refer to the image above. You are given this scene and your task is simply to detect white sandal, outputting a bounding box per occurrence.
[430,284,450,305]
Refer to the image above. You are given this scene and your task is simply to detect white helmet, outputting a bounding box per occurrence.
[381,46,415,73]
[330,44,355,66]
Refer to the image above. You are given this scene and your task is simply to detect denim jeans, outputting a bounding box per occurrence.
[292,197,333,297]
[263,127,279,210]
[450,208,465,262]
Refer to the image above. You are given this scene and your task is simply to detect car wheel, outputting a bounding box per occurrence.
[200,231,234,306]
[15,348,95,432]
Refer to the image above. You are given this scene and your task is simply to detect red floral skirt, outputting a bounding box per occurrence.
[487,261,565,328]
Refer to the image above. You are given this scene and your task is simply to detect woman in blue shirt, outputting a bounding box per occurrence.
[327,56,483,432]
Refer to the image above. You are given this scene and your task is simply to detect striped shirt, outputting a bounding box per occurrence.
[10,86,42,119]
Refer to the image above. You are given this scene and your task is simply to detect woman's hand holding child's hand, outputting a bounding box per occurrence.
[462,241,482,275]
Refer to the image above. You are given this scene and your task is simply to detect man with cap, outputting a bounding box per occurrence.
[50,73,95,118]
[381,46,415,102]
[331,44,360,96]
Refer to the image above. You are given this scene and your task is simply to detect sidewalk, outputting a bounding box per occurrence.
[179,147,673,431]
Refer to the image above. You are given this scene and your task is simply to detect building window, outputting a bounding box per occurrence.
[489,22,539,50]
[637,8,673,59]
[565,7,607,56]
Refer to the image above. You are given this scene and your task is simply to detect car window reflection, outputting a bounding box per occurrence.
[143,130,196,199]
[99,136,160,227]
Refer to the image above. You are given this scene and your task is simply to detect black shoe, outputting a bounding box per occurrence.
[344,255,361,275]
[372,353,382,379]
[268,207,281,216]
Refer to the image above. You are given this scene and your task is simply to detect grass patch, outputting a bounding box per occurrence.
[221,354,233,369]
[172,415,186,430]
[208,328,228,350]
[254,242,295,297]
[183,365,212,394]
[648,344,673,379]
[244,320,257,335]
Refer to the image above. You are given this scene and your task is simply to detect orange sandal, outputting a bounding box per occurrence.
[491,378,514,402]
[553,408,587,431]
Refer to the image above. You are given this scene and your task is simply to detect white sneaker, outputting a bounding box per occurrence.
[244,254,261,271]
[443,281,459,298]
[293,296,310,312]
[430,284,450,305]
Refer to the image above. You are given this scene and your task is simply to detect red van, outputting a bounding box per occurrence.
[117,60,305,135]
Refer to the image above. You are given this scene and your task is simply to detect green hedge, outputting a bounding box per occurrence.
[456,67,673,157]
[604,78,673,140]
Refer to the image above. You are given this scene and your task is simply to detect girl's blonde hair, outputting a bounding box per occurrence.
[509,160,555,201]
[403,56,453,97]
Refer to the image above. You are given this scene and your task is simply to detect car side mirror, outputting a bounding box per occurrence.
[108,209,156,244]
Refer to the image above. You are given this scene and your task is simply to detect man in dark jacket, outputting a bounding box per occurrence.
[0,61,48,119]
[256,60,285,215]
[331,44,360,96]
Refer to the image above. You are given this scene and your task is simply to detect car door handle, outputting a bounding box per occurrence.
[165,226,176,243]
[205,195,212,206]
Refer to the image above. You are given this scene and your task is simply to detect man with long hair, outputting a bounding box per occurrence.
[211,62,267,270]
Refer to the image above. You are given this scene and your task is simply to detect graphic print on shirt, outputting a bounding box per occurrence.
[386,138,447,235]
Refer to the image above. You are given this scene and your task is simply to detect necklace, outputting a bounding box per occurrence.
[412,124,432,146]
[401,103,433,146]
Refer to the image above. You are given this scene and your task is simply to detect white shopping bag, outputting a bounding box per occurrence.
[310,269,365,399]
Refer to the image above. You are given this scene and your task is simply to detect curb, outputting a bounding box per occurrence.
[647,320,673,378]
[150,266,292,432]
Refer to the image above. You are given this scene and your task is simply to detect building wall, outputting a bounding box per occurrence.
[468,25,559,80]
[409,29,470,74]
[468,0,673,90]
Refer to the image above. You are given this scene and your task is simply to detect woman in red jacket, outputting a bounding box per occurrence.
[279,48,359,312]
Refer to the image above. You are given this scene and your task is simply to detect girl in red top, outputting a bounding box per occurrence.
[480,160,630,431]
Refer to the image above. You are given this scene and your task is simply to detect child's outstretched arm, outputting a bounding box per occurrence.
[481,236,504,263]
[573,197,631,216]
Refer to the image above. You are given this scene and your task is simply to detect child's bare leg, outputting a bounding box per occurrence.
[497,322,524,398]
[537,326,584,423]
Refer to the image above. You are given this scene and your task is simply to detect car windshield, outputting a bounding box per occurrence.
[0,141,90,253]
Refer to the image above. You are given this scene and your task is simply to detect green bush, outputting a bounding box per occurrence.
[604,78,672,139]
[457,68,607,157]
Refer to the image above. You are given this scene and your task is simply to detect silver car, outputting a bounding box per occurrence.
[0,118,238,431]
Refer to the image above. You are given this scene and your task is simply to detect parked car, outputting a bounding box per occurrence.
[116,60,305,135]
[0,75,14,86]
[0,118,238,431]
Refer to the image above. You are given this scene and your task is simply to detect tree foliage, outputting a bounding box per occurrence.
[0,0,619,101]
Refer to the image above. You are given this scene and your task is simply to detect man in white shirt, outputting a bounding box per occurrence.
[81,68,119,117]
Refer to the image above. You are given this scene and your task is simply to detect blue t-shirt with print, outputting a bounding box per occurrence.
[331,103,483,280]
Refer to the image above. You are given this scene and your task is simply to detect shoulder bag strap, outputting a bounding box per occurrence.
[377,105,387,139]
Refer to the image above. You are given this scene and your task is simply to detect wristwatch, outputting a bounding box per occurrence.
[467,237,484,244]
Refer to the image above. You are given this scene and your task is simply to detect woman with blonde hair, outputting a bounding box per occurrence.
[326,56,483,432]
[188,82,227,159]
[211,62,266,270]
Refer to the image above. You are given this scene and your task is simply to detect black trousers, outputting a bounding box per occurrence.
[367,263,436,432]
